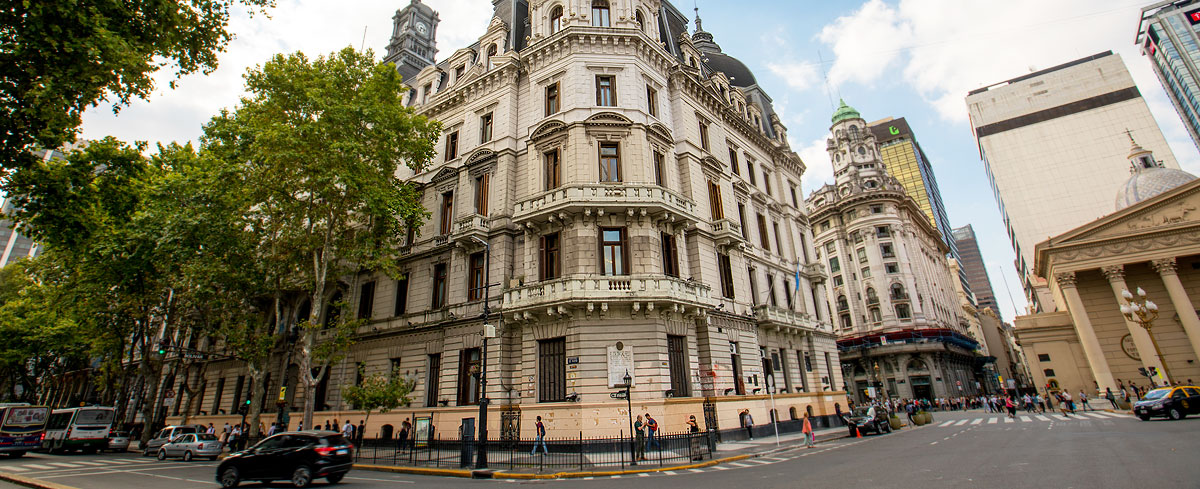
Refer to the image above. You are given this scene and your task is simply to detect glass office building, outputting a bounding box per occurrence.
[1138,0,1200,151]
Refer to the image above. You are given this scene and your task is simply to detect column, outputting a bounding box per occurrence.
[1056,272,1118,392]
[1101,265,1168,379]
[1152,258,1200,362]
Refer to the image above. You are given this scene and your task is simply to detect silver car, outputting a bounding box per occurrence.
[107,430,131,452]
[157,433,223,461]
[144,425,201,455]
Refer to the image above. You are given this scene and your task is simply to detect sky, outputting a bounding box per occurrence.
[79,0,1200,323]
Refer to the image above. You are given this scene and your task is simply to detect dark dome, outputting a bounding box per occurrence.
[704,52,756,87]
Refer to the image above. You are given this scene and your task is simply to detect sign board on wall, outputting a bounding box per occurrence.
[607,343,634,388]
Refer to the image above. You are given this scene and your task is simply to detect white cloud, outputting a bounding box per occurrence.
[797,135,834,194]
[767,62,819,91]
[80,0,493,149]
[817,0,909,88]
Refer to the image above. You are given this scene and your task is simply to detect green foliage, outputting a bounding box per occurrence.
[0,257,90,401]
[342,366,415,415]
[0,0,274,180]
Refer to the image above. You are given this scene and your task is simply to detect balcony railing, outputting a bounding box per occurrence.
[710,218,744,248]
[513,183,698,225]
[451,214,490,246]
[752,304,822,333]
[503,274,715,315]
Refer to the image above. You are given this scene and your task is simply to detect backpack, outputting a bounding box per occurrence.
[647,418,658,432]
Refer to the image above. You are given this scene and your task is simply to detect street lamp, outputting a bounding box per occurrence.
[470,235,495,469]
[1120,287,1172,386]
[624,371,636,466]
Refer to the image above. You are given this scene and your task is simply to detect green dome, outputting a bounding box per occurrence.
[831,99,861,124]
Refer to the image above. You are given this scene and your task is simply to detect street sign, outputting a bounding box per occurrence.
[164,389,176,407]
[610,391,627,399]
[278,386,287,402]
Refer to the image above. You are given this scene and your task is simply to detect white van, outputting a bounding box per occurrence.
[143,424,203,455]
[42,406,116,453]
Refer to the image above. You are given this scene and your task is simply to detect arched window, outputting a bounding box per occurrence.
[849,125,859,139]
[869,307,881,322]
[635,10,645,32]
[866,288,878,304]
[486,44,498,70]
[550,6,563,34]
[836,295,848,311]
[907,358,927,371]
[840,314,852,329]
[789,406,798,420]
[895,303,911,320]
[890,283,906,300]
[591,0,610,27]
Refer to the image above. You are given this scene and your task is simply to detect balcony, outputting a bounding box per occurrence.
[710,218,745,249]
[513,184,698,226]
[797,262,827,281]
[452,214,491,247]
[503,274,715,319]
[753,304,824,334]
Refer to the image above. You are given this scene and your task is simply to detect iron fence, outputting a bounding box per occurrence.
[353,429,714,471]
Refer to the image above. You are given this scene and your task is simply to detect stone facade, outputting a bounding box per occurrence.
[151,0,846,439]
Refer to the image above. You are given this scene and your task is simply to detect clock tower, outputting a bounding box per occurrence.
[384,0,440,82]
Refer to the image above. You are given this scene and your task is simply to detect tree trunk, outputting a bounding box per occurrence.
[137,351,162,448]
[246,359,267,438]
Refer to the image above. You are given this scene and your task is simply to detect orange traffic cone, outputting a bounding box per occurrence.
[855,426,862,438]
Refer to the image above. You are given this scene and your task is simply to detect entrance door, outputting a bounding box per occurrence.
[910,376,932,401]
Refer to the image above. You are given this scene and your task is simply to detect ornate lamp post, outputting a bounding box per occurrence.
[623,371,636,466]
[1120,287,1172,386]
[872,361,889,403]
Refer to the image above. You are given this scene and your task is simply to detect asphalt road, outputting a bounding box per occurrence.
[0,409,1195,489]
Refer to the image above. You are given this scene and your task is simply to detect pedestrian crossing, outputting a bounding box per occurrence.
[933,411,1125,427]
[0,456,198,474]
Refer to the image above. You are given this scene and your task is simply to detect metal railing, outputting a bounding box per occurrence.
[352,430,713,471]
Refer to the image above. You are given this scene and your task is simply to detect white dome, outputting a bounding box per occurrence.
[1115,166,1197,210]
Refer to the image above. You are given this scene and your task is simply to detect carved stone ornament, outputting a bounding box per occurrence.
[1151,257,1178,275]
[1100,265,1125,283]
[1054,271,1077,288]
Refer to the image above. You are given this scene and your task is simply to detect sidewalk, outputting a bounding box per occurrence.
[355,425,851,480]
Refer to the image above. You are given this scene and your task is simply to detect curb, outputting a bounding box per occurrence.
[0,471,79,489]
[355,430,854,479]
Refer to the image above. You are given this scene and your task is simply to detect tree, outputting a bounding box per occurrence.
[341,367,415,438]
[201,47,440,430]
[0,0,274,180]
[0,256,90,402]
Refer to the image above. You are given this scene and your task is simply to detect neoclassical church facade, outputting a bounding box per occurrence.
[160,0,846,439]
[807,102,982,404]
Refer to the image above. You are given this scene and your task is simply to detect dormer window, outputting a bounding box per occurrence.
[592,0,610,27]
[1140,156,1154,168]
[550,6,563,34]
[635,10,645,32]
[486,44,498,70]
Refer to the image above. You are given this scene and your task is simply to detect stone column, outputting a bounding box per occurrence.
[1152,258,1200,362]
[1101,265,1168,379]
[1056,272,1118,392]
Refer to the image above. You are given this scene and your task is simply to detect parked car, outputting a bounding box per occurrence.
[158,433,223,461]
[143,425,202,455]
[844,406,892,436]
[215,431,352,488]
[1135,385,1200,421]
[107,430,130,452]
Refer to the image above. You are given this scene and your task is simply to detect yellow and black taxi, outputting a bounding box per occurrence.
[1134,385,1200,421]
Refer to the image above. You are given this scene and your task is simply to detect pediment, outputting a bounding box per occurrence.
[465,148,497,166]
[431,165,459,184]
[584,112,633,127]
[530,120,567,141]
[1046,179,1200,246]
[647,123,673,143]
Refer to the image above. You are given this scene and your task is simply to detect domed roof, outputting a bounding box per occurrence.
[704,52,756,87]
[1115,166,1197,210]
[1115,134,1197,210]
[831,99,861,124]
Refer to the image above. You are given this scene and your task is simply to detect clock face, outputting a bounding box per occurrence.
[416,22,428,35]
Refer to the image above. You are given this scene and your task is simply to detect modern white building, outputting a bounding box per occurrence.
[965,51,1181,313]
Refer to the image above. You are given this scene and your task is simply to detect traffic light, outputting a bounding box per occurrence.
[1150,366,1159,376]
[156,340,169,355]
[1139,367,1149,377]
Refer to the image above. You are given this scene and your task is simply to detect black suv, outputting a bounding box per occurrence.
[845,406,892,436]
[216,431,353,488]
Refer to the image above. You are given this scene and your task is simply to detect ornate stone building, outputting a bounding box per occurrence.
[807,102,981,403]
[161,0,845,439]
[1016,139,1200,397]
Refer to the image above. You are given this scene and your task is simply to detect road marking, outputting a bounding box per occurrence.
[730,462,753,467]
[1020,416,1032,422]
[74,461,105,466]
[751,459,774,464]
[638,473,650,477]
[662,471,678,475]
[713,466,729,470]
[1083,413,1107,419]
[954,419,969,426]
[610,475,622,479]
[1035,415,1050,421]
[987,418,998,424]
[45,463,79,468]
[970,418,983,425]
[584,477,594,480]
[930,441,938,445]
[938,421,955,427]
[1004,417,1014,423]
[3,467,29,472]
[345,476,415,484]
[20,464,53,470]
[689,469,705,473]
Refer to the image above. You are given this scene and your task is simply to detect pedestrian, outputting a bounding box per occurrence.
[905,401,916,424]
[1078,390,1092,412]
[687,415,702,461]
[398,418,411,451]
[1062,391,1075,413]
[1005,397,1016,418]
[1106,388,1118,409]
[741,410,754,440]
[633,415,646,461]
[531,416,548,455]
[358,420,366,443]
[267,423,278,436]
[219,427,230,448]
[645,413,661,450]
[325,420,331,431]
[207,423,216,435]
[342,419,354,440]
[802,412,815,448]
[230,424,241,451]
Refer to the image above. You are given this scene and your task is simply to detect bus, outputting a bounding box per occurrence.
[0,403,50,458]
[42,406,116,453]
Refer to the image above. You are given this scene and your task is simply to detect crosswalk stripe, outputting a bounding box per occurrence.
[74,461,105,466]
[689,469,705,473]
[638,473,650,477]
[751,459,774,464]
[1020,416,1032,422]
[611,475,621,479]
[954,419,969,426]
[1003,417,1014,423]
[4,467,29,472]
[1035,415,1050,421]
[938,421,955,427]
[107,459,134,464]
[1083,413,1107,419]
[1093,412,1123,418]
[987,418,998,424]
[21,464,52,470]
[662,471,678,475]
[46,462,79,468]
[713,466,729,470]
[970,418,983,425]
[730,462,753,467]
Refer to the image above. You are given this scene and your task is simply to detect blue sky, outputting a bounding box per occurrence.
[80,0,1200,323]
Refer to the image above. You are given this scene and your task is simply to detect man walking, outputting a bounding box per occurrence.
[342,419,355,441]
[1078,390,1092,412]
[645,413,661,451]
[398,418,411,451]
[357,420,366,444]
[531,416,548,455]
[740,410,754,440]
[633,415,646,461]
